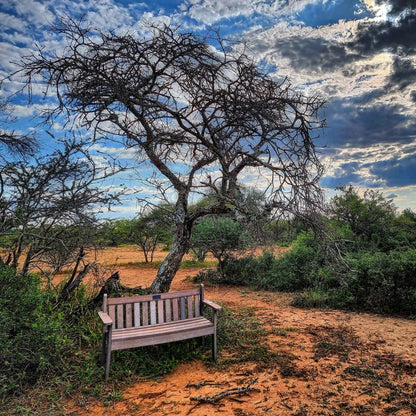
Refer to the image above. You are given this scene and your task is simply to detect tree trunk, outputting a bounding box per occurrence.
[149,217,192,293]
[89,271,144,307]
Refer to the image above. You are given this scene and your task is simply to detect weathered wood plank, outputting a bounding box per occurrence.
[109,304,116,323]
[165,299,172,322]
[133,303,141,327]
[107,288,199,305]
[98,311,113,325]
[116,304,124,329]
[187,296,194,318]
[172,298,179,321]
[125,303,133,328]
[180,297,186,320]
[150,301,157,325]
[157,299,164,324]
[194,295,200,317]
[142,302,149,326]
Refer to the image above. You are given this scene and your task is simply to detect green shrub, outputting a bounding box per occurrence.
[293,248,416,316]
[0,266,68,397]
[208,232,324,292]
[342,248,416,314]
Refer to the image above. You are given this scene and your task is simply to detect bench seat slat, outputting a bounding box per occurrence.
[113,317,211,337]
[111,317,214,350]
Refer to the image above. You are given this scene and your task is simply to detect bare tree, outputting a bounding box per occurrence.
[0,101,38,159]
[16,20,325,292]
[0,137,122,298]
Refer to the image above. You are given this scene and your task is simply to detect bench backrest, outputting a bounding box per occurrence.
[103,285,205,330]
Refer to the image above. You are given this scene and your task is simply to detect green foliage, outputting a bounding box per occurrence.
[329,185,397,251]
[205,232,325,292]
[98,206,174,260]
[341,248,416,314]
[191,217,249,271]
[290,187,416,315]
[198,186,416,317]
[0,267,68,397]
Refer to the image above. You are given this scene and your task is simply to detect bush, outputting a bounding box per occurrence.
[293,248,416,316]
[342,248,416,314]
[213,232,325,291]
[0,267,68,397]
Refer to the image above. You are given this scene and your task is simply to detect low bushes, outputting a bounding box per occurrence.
[195,232,327,292]
[0,266,68,397]
[195,231,416,317]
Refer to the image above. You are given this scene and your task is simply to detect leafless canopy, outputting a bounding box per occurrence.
[17,20,326,291]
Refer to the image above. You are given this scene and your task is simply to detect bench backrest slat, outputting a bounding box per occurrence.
[172,298,179,321]
[117,305,124,329]
[180,297,186,320]
[109,304,116,324]
[134,302,141,327]
[142,302,149,326]
[194,294,200,317]
[158,299,164,323]
[165,299,172,322]
[150,301,157,325]
[125,303,133,328]
[103,285,205,329]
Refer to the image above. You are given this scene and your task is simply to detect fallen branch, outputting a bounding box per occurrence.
[190,378,260,405]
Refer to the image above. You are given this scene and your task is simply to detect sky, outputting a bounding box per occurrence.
[1,0,416,215]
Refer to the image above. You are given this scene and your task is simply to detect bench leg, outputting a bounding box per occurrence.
[104,326,112,380]
[212,332,217,361]
[105,345,111,380]
[101,328,107,364]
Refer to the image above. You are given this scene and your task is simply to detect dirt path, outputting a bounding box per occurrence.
[67,256,416,416]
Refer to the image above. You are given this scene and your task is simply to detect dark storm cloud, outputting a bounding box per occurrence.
[411,90,416,102]
[369,155,416,187]
[321,160,363,188]
[279,0,416,79]
[323,98,416,148]
[375,0,416,15]
[351,10,416,56]
[386,57,416,91]
[277,36,362,72]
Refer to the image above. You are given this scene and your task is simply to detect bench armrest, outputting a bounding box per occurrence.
[98,311,113,326]
[203,299,222,311]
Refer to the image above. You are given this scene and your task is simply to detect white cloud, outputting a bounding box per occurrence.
[11,0,54,26]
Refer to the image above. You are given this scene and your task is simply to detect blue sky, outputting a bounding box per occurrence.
[1,0,416,215]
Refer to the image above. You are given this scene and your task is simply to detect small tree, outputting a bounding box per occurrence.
[329,185,397,251]
[192,216,248,274]
[131,210,173,263]
[17,20,325,292]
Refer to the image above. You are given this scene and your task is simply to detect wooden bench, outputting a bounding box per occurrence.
[98,284,221,379]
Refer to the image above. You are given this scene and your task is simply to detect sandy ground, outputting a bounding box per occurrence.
[66,247,416,416]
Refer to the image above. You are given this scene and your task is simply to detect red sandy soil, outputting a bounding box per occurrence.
[64,247,416,416]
